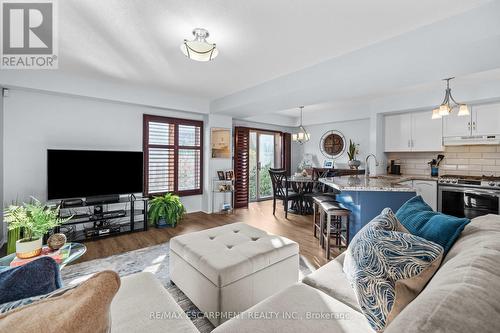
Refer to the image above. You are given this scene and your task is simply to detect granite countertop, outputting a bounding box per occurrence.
[319,176,417,192]
[375,174,439,182]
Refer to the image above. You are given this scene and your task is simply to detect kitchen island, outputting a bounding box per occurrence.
[319,176,417,241]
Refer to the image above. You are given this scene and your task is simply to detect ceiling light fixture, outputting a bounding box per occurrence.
[431,77,469,119]
[180,28,218,62]
[292,106,310,144]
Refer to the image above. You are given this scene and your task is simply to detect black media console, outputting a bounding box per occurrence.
[52,195,149,242]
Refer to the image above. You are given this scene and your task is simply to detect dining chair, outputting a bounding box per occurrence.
[268,169,299,219]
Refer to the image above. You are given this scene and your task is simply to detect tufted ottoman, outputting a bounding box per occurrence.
[169,222,299,326]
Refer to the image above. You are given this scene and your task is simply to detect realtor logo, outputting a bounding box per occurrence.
[1,0,58,69]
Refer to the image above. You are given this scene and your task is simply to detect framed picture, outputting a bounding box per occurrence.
[211,128,231,159]
[217,171,226,180]
[323,160,333,168]
[225,170,234,180]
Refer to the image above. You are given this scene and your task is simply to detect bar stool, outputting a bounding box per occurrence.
[312,195,338,243]
[319,201,351,260]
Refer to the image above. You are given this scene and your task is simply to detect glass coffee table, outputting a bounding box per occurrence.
[0,242,86,270]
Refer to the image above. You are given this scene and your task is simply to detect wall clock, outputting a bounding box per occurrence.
[319,130,346,159]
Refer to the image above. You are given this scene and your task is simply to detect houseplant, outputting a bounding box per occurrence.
[347,139,361,169]
[149,193,186,228]
[4,198,69,258]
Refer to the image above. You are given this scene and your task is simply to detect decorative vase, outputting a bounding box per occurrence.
[16,237,43,259]
[48,233,67,250]
[348,159,361,170]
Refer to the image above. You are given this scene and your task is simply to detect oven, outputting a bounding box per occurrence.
[438,185,500,219]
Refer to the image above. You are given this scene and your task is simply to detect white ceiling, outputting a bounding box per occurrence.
[1,0,499,123]
[59,0,489,99]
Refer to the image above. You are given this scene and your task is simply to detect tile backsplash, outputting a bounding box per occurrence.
[386,145,500,177]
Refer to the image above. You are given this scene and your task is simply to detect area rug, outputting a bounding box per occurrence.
[61,242,316,333]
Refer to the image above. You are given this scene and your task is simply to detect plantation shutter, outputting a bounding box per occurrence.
[234,127,250,208]
[143,115,203,196]
[282,133,292,176]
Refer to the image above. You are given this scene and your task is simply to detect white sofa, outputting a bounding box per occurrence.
[111,272,198,333]
[112,215,500,333]
[214,214,500,333]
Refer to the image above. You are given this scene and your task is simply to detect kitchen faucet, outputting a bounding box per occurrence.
[365,154,379,177]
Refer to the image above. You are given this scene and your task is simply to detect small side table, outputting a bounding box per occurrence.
[0,242,87,270]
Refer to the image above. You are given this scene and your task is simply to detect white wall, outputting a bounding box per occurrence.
[2,89,205,214]
[0,91,4,245]
[300,118,371,169]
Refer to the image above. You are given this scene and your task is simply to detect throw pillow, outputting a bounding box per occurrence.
[344,208,444,332]
[395,195,470,253]
[0,256,62,304]
[0,284,77,314]
[0,270,120,333]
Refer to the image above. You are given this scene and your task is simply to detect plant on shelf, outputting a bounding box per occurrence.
[148,193,186,228]
[347,139,361,169]
[4,198,69,258]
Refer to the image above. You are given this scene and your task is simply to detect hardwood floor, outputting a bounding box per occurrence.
[77,200,341,269]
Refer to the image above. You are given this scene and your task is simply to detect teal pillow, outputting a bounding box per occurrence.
[395,195,470,253]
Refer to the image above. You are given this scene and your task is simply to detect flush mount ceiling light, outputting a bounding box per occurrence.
[432,77,469,119]
[292,106,310,144]
[180,28,218,62]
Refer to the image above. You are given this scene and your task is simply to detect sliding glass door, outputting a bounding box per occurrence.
[249,130,280,201]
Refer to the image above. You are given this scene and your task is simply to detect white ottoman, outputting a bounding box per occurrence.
[169,223,299,326]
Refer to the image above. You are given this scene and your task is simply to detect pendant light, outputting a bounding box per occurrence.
[292,106,310,144]
[180,28,218,62]
[432,77,469,119]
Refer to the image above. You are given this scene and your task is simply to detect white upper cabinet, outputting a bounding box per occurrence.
[411,111,443,151]
[473,104,500,136]
[384,112,442,152]
[385,113,412,152]
[443,103,500,137]
[443,113,471,137]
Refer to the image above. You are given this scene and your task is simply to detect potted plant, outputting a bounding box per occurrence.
[4,198,69,259]
[149,193,186,228]
[347,139,361,169]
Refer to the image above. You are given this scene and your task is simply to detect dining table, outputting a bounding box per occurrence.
[287,174,316,215]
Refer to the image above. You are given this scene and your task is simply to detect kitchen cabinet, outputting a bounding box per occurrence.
[385,111,443,152]
[442,112,471,137]
[411,112,443,151]
[399,180,437,210]
[443,103,500,137]
[474,104,500,136]
[385,114,412,152]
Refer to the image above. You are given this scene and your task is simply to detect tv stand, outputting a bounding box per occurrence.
[86,194,120,205]
[53,195,148,242]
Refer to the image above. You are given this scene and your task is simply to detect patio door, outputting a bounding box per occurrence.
[249,130,281,201]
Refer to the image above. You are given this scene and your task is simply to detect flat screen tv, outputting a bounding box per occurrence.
[47,149,143,200]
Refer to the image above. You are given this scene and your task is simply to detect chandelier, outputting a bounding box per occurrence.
[292,106,310,144]
[432,77,469,119]
[180,28,218,62]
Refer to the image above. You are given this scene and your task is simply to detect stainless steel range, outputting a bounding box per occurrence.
[438,175,500,218]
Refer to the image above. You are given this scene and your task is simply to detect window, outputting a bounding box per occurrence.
[143,114,203,196]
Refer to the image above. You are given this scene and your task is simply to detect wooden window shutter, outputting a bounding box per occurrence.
[234,127,250,208]
[282,133,292,176]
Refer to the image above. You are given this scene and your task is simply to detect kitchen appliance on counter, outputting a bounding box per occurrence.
[388,160,401,175]
[438,174,500,218]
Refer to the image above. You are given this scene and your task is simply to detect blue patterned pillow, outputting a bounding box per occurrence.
[344,208,444,332]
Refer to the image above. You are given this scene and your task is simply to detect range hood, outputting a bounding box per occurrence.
[443,135,500,146]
